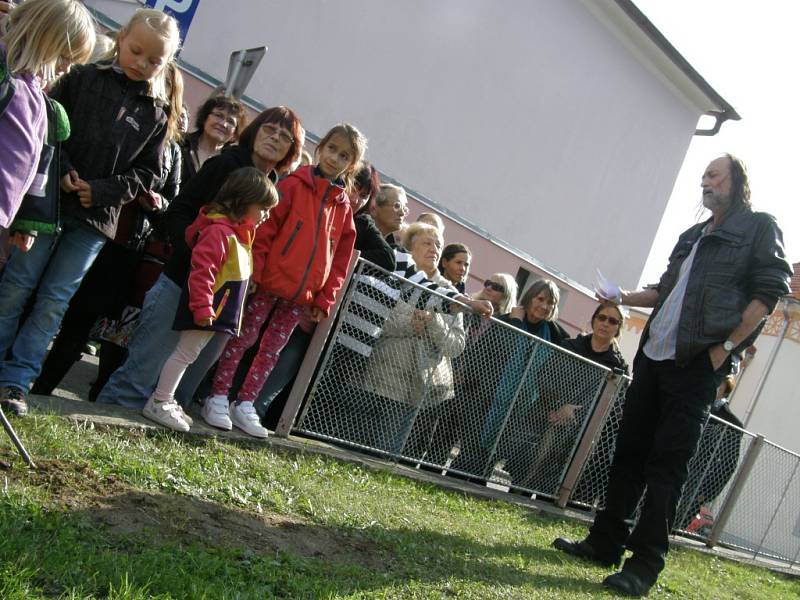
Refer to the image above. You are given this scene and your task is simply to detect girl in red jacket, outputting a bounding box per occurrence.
[142,167,278,432]
[205,123,366,438]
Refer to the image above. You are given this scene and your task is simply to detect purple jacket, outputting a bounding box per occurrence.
[0,63,46,229]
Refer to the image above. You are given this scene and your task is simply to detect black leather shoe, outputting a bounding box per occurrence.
[552,537,620,568]
[602,571,652,597]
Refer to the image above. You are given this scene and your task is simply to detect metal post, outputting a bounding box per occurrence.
[274,252,360,437]
[0,406,36,468]
[790,535,800,568]
[752,452,799,559]
[555,372,623,508]
[707,434,765,548]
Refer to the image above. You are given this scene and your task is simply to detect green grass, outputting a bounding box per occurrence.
[0,414,797,599]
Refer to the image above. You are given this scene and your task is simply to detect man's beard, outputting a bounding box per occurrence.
[702,191,731,212]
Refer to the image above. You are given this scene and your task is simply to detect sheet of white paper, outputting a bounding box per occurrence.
[594,269,621,302]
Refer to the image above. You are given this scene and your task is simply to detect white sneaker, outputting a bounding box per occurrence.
[142,396,190,432]
[178,405,194,426]
[201,394,232,430]
[230,401,268,438]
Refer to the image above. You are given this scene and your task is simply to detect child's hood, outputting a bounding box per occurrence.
[286,165,348,204]
[185,206,254,248]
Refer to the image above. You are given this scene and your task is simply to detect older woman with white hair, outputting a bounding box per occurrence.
[361,222,466,456]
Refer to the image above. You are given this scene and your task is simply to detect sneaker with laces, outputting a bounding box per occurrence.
[201,394,232,430]
[230,400,268,438]
[0,386,29,417]
[142,396,190,432]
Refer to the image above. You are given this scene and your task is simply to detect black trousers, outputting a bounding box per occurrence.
[586,350,719,584]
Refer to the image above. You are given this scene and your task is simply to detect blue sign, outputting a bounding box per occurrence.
[144,0,201,45]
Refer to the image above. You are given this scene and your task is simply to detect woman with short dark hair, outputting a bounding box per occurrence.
[180,95,247,183]
[352,161,394,271]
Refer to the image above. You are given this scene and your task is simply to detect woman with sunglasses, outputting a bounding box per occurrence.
[474,274,517,317]
[552,303,629,426]
[522,303,630,494]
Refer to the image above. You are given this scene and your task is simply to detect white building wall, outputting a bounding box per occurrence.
[728,300,800,454]
[87,0,705,289]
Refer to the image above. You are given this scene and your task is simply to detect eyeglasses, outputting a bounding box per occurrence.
[484,280,505,293]
[595,314,621,326]
[379,201,408,214]
[260,123,295,145]
[210,110,238,128]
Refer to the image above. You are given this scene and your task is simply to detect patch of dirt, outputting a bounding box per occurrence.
[1,452,385,569]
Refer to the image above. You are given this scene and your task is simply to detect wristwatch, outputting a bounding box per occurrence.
[722,340,735,352]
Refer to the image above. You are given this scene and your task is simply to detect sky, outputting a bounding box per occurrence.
[633,0,800,287]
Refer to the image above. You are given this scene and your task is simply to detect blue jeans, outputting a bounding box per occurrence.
[0,218,106,390]
[96,273,182,408]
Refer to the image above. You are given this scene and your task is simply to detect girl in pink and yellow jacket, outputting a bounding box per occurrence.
[142,167,278,432]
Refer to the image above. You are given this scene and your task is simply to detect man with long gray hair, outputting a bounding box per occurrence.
[553,154,793,597]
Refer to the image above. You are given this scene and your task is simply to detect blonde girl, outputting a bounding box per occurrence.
[0,8,181,418]
[0,0,95,234]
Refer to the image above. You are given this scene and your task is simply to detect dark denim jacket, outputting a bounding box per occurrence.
[640,204,793,365]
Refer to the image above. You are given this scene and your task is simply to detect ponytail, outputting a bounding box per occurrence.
[163,63,184,143]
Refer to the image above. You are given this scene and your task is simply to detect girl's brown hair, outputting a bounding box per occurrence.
[315,123,368,193]
[206,167,279,222]
[163,63,184,143]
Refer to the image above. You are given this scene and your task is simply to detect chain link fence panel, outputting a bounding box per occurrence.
[295,260,614,499]
[710,439,800,563]
[569,377,630,509]
[673,415,752,540]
